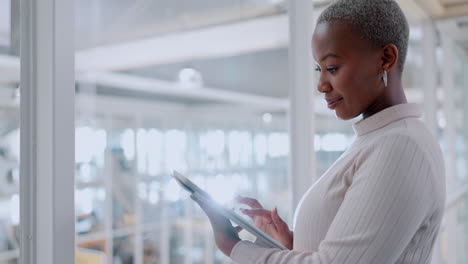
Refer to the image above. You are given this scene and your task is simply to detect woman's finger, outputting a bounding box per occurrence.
[240,208,272,219]
[236,196,263,209]
[271,207,288,231]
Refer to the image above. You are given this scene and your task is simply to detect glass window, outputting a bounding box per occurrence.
[0,1,20,263]
[75,1,290,263]
[437,42,468,264]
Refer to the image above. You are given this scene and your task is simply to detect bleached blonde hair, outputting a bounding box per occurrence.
[318,0,410,71]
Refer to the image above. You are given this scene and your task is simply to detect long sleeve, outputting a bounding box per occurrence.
[230,134,439,264]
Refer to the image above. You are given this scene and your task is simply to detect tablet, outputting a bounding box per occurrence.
[172,170,287,250]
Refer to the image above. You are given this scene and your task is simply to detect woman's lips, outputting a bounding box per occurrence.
[327,97,343,109]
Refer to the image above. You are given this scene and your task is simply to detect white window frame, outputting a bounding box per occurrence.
[288,0,316,215]
[19,0,75,263]
[440,32,457,264]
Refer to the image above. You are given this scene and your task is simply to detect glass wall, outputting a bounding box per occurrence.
[74,1,290,263]
[0,0,20,263]
[436,41,468,264]
[451,43,468,264]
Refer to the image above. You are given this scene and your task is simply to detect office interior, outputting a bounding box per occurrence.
[0,0,468,263]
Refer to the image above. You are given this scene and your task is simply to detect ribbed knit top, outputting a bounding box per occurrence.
[230,103,446,264]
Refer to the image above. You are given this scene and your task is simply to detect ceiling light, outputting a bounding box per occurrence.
[262,113,273,124]
[178,68,203,89]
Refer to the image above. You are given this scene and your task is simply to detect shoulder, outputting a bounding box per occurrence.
[376,119,444,173]
[355,122,445,204]
[360,118,442,165]
[357,130,425,161]
[352,117,443,177]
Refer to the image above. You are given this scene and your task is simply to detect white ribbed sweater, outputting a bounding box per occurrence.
[230,103,446,264]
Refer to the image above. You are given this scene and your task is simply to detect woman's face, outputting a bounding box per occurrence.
[312,21,384,120]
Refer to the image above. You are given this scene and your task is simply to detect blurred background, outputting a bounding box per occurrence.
[0,0,468,263]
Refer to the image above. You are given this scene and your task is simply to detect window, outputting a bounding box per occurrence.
[74,1,290,263]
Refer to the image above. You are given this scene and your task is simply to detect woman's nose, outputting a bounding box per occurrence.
[316,75,331,94]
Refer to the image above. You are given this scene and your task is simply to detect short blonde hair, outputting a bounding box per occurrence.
[318,0,410,71]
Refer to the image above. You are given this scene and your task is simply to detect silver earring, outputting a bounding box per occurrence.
[382,71,388,88]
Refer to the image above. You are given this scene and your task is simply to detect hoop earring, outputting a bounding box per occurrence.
[382,71,388,88]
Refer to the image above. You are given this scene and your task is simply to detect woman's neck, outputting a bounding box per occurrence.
[362,80,407,120]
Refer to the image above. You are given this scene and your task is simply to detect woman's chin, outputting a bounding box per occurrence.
[334,109,356,121]
[335,113,349,120]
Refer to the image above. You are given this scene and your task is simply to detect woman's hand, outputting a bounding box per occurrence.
[236,196,293,250]
[191,194,241,257]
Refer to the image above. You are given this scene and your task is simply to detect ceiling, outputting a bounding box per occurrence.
[0,0,466,133]
[414,0,468,18]
[123,48,289,99]
[74,0,286,50]
[440,0,468,6]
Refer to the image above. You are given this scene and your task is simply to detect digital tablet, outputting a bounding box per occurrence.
[172,170,288,250]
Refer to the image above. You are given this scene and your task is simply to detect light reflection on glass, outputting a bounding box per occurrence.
[148,129,164,175]
[120,129,135,160]
[76,127,107,165]
[164,179,182,202]
[164,130,187,173]
[320,133,350,152]
[4,129,19,161]
[200,130,225,170]
[228,131,252,167]
[75,188,104,215]
[205,174,235,204]
[148,182,160,204]
[268,132,288,157]
[254,134,267,165]
[9,194,19,225]
[137,128,164,175]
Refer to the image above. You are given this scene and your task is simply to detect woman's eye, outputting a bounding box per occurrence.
[327,67,338,74]
[314,66,321,72]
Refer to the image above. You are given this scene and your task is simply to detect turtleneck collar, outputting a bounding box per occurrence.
[352,103,422,136]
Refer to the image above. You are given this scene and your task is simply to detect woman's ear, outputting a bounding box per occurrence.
[381,44,399,72]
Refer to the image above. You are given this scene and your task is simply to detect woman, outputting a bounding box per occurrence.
[191,0,446,263]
